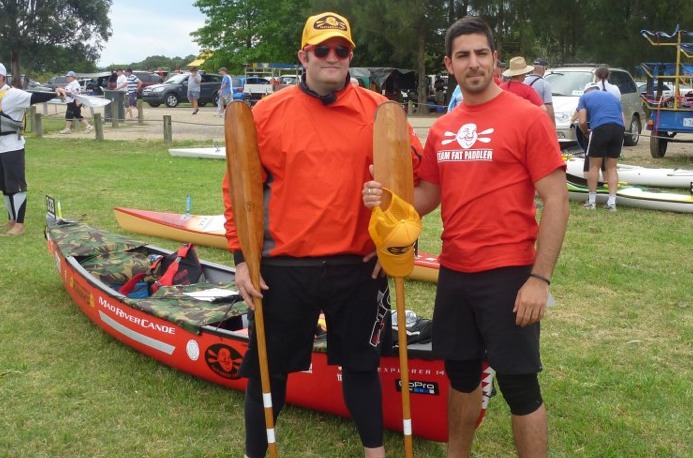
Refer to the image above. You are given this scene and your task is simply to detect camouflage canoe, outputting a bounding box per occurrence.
[113,207,443,283]
[46,219,494,443]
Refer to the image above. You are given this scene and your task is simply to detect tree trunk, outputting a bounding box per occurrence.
[416,19,428,114]
[10,50,22,88]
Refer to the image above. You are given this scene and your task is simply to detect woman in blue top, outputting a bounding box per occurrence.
[577,82,625,211]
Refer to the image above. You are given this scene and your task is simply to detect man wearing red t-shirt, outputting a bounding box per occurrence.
[364,16,568,457]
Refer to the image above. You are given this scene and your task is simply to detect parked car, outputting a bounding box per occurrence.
[230,76,247,101]
[243,76,271,105]
[141,72,222,107]
[544,65,644,147]
[133,71,164,96]
[5,75,41,89]
[638,81,675,99]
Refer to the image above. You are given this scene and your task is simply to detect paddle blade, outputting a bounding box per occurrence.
[224,101,264,277]
[373,101,414,204]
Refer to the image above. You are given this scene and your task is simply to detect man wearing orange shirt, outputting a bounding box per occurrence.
[222,12,421,458]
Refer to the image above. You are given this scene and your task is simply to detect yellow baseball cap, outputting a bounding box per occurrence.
[301,12,355,49]
[368,188,421,278]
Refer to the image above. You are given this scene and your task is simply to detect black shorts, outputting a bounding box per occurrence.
[0,149,27,194]
[238,256,391,378]
[432,265,542,374]
[586,123,625,159]
[65,101,83,121]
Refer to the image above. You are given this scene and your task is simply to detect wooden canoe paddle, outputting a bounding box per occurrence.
[224,101,277,458]
[373,100,415,458]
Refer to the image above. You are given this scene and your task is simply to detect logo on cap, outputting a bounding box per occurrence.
[314,14,348,32]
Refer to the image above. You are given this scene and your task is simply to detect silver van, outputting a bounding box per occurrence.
[544,65,644,149]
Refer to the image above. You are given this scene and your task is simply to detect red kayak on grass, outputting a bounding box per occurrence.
[46,215,492,443]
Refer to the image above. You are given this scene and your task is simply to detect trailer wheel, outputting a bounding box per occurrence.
[649,134,668,158]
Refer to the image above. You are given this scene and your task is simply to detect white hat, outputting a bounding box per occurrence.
[65,71,77,78]
[0,63,6,77]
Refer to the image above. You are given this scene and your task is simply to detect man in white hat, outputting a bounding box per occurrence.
[0,63,67,236]
[60,71,93,134]
[500,57,546,112]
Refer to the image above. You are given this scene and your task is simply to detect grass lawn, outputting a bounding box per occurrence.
[0,136,691,457]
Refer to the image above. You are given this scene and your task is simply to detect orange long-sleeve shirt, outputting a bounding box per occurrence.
[223,83,421,258]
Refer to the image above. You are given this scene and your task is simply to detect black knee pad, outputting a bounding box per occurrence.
[445,359,482,393]
[496,373,543,416]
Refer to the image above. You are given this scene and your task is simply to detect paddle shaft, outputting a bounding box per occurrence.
[395,277,414,456]
[373,101,415,458]
[224,101,277,457]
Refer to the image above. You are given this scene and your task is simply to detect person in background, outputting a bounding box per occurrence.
[577,82,625,212]
[222,11,421,458]
[525,57,555,126]
[59,71,93,134]
[216,67,232,118]
[187,67,202,115]
[363,16,568,457]
[500,57,547,111]
[124,68,142,120]
[107,69,117,89]
[115,68,127,92]
[595,66,621,99]
[0,63,68,236]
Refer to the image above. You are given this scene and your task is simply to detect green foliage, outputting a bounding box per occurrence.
[0,0,112,86]
[0,136,690,456]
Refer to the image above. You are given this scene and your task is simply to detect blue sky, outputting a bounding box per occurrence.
[97,0,207,67]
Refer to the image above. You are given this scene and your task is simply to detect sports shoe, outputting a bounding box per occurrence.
[583,202,596,210]
[604,204,617,212]
[84,125,93,133]
[59,128,71,134]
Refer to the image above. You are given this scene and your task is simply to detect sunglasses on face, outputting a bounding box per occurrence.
[304,44,352,59]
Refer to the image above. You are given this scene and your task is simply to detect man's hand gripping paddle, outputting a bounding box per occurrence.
[224,101,277,458]
[373,101,415,458]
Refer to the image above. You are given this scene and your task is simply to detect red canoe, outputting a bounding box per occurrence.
[113,207,441,283]
[46,218,491,443]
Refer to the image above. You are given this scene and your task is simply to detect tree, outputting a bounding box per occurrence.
[192,0,306,74]
[0,0,112,88]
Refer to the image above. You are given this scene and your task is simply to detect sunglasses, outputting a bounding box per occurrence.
[304,44,352,59]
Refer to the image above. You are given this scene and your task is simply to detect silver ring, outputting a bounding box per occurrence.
[367,188,371,195]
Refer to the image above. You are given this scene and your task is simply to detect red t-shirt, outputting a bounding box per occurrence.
[223,84,422,257]
[419,91,565,273]
[499,81,544,107]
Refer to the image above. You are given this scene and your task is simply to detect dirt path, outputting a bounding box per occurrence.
[42,102,692,166]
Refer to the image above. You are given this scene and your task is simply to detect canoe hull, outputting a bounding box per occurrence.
[168,147,225,160]
[47,224,489,442]
[566,157,693,189]
[566,174,693,213]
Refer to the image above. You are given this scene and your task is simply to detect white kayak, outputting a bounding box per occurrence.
[566,157,693,189]
[46,94,111,108]
[168,147,225,160]
[567,174,693,213]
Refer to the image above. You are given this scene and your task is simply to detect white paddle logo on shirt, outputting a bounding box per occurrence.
[442,123,494,149]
